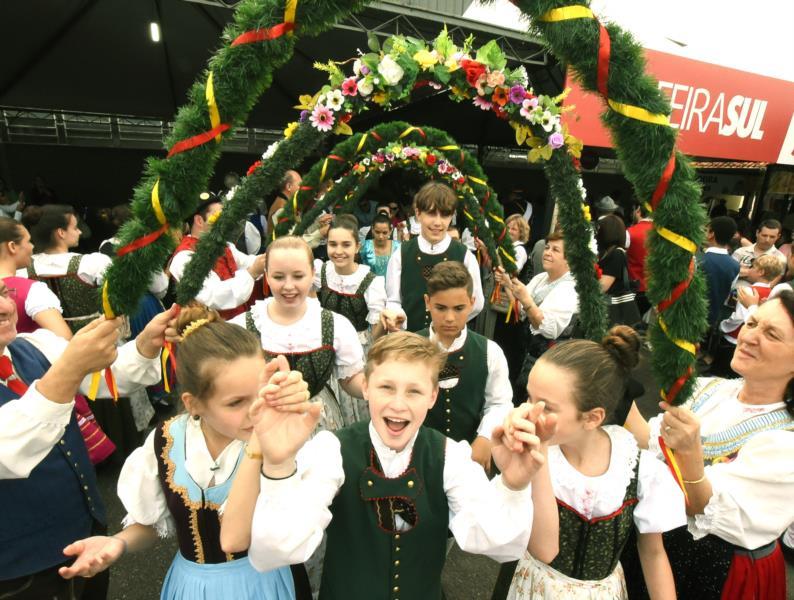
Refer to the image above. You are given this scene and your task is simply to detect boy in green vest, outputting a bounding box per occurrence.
[227,332,555,600]
[418,261,512,473]
[385,182,484,332]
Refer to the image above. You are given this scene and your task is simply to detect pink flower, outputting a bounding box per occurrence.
[520,97,539,119]
[342,77,358,97]
[473,96,493,111]
[310,104,335,132]
[509,85,527,105]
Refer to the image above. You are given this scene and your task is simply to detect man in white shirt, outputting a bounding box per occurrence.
[169,193,265,320]
[732,219,786,282]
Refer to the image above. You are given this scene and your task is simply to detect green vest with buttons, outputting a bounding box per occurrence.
[417,328,488,443]
[320,421,449,600]
[399,237,467,332]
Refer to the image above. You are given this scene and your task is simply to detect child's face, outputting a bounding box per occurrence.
[746,264,763,283]
[416,209,453,244]
[527,360,602,446]
[423,287,473,340]
[507,221,521,242]
[327,227,359,272]
[186,355,265,443]
[372,222,392,243]
[364,358,439,452]
[266,248,313,308]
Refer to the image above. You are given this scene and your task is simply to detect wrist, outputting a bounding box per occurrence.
[261,459,297,480]
[135,336,160,360]
[112,535,128,556]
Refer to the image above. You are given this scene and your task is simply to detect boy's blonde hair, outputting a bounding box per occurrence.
[413,182,457,217]
[753,254,785,281]
[365,332,447,386]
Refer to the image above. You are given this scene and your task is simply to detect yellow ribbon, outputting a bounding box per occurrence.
[499,246,517,265]
[462,209,474,223]
[435,145,459,151]
[656,226,697,254]
[643,201,654,214]
[356,133,369,154]
[469,176,487,186]
[292,189,299,214]
[488,212,505,224]
[320,157,330,182]
[284,0,297,34]
[505,301,513,324]
[161,346,172,393]
[607,99,670,126]
[151,179,167,226]
[658,316,697,356]
[399,126,423,139]
[87,372,101,401]
[537,5,594,21]
[101,281,114,319]
[205,71,223,143]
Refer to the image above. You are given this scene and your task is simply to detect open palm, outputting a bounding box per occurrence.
[58,535,125,579]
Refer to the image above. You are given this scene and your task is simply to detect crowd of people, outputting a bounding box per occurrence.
[0,170,793,600]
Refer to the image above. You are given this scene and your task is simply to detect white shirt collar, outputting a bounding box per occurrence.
[427,323,467,353]
[367,420,419,477]
[705,247,729,255]
[417,234,451,254]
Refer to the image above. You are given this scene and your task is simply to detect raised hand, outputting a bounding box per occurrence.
[61,318,121,378]
[259,355,311,413]
[250,355,321,477]
[492,402,557,491]
[58,536,125,579]
[136,304,180,358]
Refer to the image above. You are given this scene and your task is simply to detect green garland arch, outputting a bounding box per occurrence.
[109,0,706,406]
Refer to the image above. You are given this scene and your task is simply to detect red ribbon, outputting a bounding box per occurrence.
[650,151,677,211]
[231,22,296,47]
[104,368,119,401]
[167,124,231,158]
[371,131,383,142]
[116,224,169,257]
[596,23,611,97]
[247,160,263,176]
[328,154,346,162]
[481,189,491,209]
[657,257,694,313]
[665,366,693,405]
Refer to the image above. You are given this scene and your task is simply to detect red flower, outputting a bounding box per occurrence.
[594,263,603,279]
[426,153,437,166]
[492,105,509,120]
[246,160,262,176]
[459,59,487,88]
[341,77,358,97]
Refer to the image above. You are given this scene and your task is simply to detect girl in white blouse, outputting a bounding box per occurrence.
[626,291,794,599]
[312,215,388,423]
[508,326,685,600]
[59,304,314,599]
[0,217,72,339]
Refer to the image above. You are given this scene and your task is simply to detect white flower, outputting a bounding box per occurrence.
[262,140,280,160]
[378,55,404,86]
[358,77,374,96]
[353,59,363,76]
[540,110,555,132]
[325,89,345,112]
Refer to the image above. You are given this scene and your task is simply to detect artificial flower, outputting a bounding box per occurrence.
[473,96,493,111]
[413,49,438,71]
[428,81,443,90]
[246,160,262,176]
[486,70,505,88]
[283,121,299,138]
[299,110,309,122]
[509,85,527,105]
[548,132,565,149]
[459,59,487,87]
[262,140,281,159]
[341,77,358,97]
[358,78,374,96]
[325,89,345,112]
[493,105,509,120]
[353,59,363,76]
[519,97,538,119]
[310,104,335,132]
[372,91,389,105]
[426,153,437,166]
[444,57,459,72]
[540,110,555,132]
[582,203,592,222]
[475,75,489,96]
[378,55,404,85]
[513,65,529,87]
[594,262,602,279]
[492,87,509,107]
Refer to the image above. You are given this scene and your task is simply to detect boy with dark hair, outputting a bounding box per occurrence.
[385,182,483,331]
[418,262,512,471]
[700,216,740,328]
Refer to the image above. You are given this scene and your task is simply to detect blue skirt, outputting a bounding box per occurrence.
[161,552,296,600]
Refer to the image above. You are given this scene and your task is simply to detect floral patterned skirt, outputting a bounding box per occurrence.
[507,552,627,600]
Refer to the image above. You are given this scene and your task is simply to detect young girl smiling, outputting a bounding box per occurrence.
[313,215,388,423]
[508,326,685,600]
[60,304,313,599]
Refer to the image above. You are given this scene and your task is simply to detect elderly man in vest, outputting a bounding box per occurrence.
[169,193,266,320]
[0,279,171,599]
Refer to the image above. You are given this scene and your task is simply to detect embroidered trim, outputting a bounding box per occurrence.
[555,496,639,525]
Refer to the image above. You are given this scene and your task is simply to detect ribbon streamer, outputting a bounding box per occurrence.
[658,316,697,356]
[167,124,231,159]
[205,72,223,143]
[596,23,611,98]
[537,6,594,21]
[231,22,296,47]
[661,366,693,405]
[399,126,426,139]
[658,436,689,504]
[607,99,670,126]
[657,258,694,313]
[650,152,677,211]
[656,226,697,254]
[356,133,369,153]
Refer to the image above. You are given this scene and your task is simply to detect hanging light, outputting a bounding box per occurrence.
[149,22,161,43]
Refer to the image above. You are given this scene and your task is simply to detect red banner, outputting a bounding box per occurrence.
[564,49,794,165]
